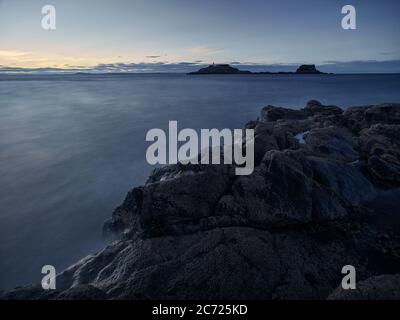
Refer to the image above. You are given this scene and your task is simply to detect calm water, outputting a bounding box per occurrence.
[1,73,400,289]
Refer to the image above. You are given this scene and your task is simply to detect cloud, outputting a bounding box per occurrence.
[0,62,204,74]
[0,50,30,57]
[379,51,397,56]
[176,62,201,65]
[189,46,225,55]
[0,66,84,73]
[1,60,400,74]
[319,60,400,73]
[90,62,201,73]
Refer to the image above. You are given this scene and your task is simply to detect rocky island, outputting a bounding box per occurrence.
[2,100,400,300]
[188,63,252,74]
[295,64,324,74]
[188,63,327,75]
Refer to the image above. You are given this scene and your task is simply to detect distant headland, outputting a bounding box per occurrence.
[188,63,328,75]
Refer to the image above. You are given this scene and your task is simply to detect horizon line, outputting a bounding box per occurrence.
[1,59,400,74]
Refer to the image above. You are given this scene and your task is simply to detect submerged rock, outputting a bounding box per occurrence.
[2,100,400,300]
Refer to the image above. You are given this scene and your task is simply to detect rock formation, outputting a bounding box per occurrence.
[2,100,400,300]
[189,64,327,75]
[188,64,251,75]
[295,64,324,74]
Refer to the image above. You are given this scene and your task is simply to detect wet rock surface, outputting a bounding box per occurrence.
[2,100,400,300]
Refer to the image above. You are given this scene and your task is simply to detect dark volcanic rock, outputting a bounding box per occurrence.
[303,126,358,162]
[344,103,400,132]
[261,105,307,121]
[359,124,400,186]
[2,100,400,300]
[304,100,342,116]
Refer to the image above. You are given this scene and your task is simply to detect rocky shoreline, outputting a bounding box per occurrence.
[2,100,400,300]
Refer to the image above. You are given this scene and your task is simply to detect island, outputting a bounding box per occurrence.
[187,63,252,75]
[188,63,327,75]
[295,64,324,74]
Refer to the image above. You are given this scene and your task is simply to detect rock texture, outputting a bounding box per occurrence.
[328,274,400,300]
[2,100,400,300]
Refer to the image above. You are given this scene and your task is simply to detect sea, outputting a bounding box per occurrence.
[1,73,400,289]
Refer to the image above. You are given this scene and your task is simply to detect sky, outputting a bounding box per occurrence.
[0,0,399,73]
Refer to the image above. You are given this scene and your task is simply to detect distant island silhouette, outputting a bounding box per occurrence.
[188,63,327,75]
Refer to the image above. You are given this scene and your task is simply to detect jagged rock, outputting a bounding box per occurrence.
[56,285,108,300]
[307,157,376,205]
[303,126,358,162]
[304,100,342,116]
[344,103,400,132]
[2,100,400,300]
[358,124,400,186]
[260,105,307,122]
